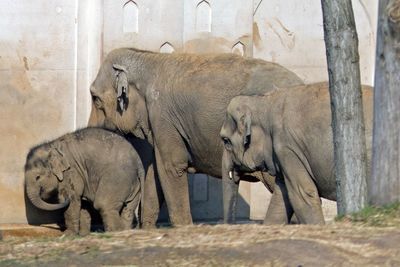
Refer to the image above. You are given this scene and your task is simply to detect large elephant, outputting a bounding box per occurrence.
[25,128,144,234]
[88,48,304,226]
[220,83,373,224]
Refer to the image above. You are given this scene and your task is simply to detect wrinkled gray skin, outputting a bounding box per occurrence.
[25,128,144,234]
[88,48,304,226]
[220,83,373,224]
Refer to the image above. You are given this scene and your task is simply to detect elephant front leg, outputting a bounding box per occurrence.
[154,143,192,226]
[222,150,239,224]
[264,176,294,225]
[79,207,91,236]
[63,196,81,235]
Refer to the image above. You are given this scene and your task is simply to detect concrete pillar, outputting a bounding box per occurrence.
[75,0,104,128]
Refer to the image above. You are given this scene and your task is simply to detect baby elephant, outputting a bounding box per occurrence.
[220,82,373,224]
[25,128,144,235]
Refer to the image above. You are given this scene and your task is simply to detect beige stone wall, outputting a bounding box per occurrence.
[0,0,377,223]
[253,0,377,85]
[0,0,96,223]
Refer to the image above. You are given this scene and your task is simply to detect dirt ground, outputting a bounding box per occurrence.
[1,221,400,267]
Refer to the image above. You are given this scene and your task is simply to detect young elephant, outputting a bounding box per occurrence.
[220,82,373,224]
[24,128,144,234]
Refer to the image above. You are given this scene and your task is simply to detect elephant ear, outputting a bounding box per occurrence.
[238,107,252,147]
[113,64,129,113]
[49,147,70,182]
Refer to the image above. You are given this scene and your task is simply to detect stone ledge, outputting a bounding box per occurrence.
[0,224,63,239]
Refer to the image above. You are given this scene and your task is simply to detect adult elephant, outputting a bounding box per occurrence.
[220,83,373,224]
[88,48,304,226]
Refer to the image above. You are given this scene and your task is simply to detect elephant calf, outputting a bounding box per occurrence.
[220,82,373,224]
[25,128,144,235]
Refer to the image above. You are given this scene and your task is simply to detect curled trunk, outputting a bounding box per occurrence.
[26,185,69,211]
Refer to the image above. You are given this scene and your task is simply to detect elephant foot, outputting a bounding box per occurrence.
[170,216,193,227]
[263,217,287,225]
[79,227,91,236]
[141,222,157,229]
[63,229,79,236]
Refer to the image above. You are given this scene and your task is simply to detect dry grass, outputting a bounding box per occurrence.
[1,220,400,266]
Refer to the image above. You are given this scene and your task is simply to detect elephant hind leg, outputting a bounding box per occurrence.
[94,200,125,232]
[120,201,135,230]
[120,187,141,230]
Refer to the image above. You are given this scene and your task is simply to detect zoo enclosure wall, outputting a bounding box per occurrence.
[0,0,377,224]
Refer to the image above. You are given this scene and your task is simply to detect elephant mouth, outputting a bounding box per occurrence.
[40,190,59,203]
[132,127,146,140]
[236,164,256,173]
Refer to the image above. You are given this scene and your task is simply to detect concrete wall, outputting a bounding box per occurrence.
[0,0,95,223]
[0,0,378,223]
[253,0,377,85]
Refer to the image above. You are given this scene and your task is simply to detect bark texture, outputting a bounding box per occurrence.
[321,0,368,214]
[370,0,400,205]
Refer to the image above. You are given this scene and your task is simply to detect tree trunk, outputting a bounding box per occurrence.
[370,0,400,205]
[321,0,368,214]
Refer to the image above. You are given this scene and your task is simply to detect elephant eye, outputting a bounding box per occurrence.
[36,175,40,181]
[92,95,102,109]
[222,137,233,151]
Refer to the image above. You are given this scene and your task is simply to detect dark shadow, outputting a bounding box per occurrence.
[157,174,251,225]
[189,174,250,222]
[126,133,251,225]
[125,134,167,224]
[81,200,104,232]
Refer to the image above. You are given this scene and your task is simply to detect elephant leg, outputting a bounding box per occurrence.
[222,149,239,224]
[102,210,124,232]
[63,198,81,235]
[94,199,125,232]
[264,177,294,225]
[141,163,165,228]
[277,149,324,224]
[222,177,239,224]
[99,209,124,232]
[120,202,135,230]
[121,187,141,230]
[79,207,91,236]
[154,141,192,226]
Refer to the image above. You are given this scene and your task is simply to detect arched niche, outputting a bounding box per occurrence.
[196,1,211,32]
[160,42,175,53]
[123,1,138,33]
[232,41,245,56]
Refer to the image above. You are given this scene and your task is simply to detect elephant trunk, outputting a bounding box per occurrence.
[26,184,69,211]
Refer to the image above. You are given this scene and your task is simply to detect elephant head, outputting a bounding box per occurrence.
[88,52,152,142]
[220,96,275,175]
[25,144,70,211]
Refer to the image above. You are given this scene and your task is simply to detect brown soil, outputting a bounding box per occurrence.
[1,223,400,266]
